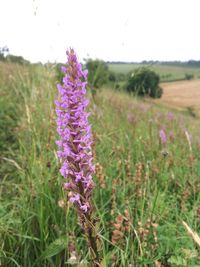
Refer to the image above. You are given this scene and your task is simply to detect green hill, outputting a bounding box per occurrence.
[108,62,200,82]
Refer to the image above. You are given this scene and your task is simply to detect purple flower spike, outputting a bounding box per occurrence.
[159,129,167,144]
[55,48,95,214]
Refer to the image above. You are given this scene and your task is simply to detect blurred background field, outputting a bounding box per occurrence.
[108,62,200,82]
[156,79,200,117]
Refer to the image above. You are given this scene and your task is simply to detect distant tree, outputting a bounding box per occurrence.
[126,67,163,98]
[85,59,109,88]
[185,73,194,80]
[108,71,116,82]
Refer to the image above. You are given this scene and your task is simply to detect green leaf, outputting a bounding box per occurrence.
[41,236,68,259]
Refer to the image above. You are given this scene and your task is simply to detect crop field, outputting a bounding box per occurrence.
[1,61,200,267]
[154,80,200,117]
[108,63,200,82]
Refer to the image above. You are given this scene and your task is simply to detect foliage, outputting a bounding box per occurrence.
[185,73,194,80]
[0,47,30,64]
[6,54,30,65]
[126,67,163,98]
[85,59,109,88]
[108,71,116,82]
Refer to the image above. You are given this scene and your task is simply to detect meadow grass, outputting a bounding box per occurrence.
[1,62,200,266]
[108,63,200,82]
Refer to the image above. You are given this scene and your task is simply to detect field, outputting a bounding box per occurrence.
[156,80,200,117]
[108,63,200,82]
[1,62,200,267]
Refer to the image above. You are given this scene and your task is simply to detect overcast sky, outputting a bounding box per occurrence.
[1,0,200,63]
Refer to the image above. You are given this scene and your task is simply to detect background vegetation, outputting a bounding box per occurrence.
[0,60,200,266]
[126,68,163,98]
[108,62,200,83]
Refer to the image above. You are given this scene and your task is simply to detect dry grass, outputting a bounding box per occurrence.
[182,221,200,247]
[155,80,200,116]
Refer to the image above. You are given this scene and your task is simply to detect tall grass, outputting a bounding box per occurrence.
[1,62,200,266]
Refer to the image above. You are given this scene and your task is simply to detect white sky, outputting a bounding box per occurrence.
[1,0,200,63]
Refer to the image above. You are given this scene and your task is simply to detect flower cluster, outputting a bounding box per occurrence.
[55,48,95,214]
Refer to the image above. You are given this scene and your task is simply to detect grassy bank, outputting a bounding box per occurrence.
[1,62,200,266]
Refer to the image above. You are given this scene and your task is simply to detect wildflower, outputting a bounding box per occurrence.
[55,49,101,266]
[159,129,167,144]
[55,48,95,215]
[166,112,174,121]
